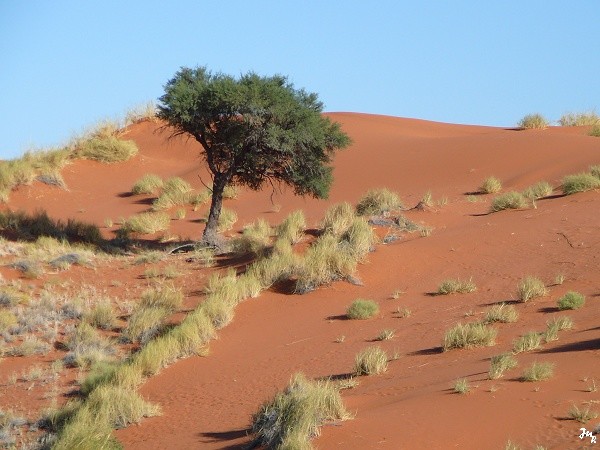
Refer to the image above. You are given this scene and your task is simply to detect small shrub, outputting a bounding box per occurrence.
[522,181,553,200]
[513,331,543,354]
[123,212,170,234]
[568,404,599,423]
[484,303,519,324]
[589,125,600,137]
[453,378,470,394]
[442,322,497,351]
[562,173,600,195]
[346,299,379,320]
[251,373,350,450]
[354,346,388,375]
[223,184,238,199]
[557,291,585,310]
[522,361,554,382]
[547,315,573,332]
[590,164,600,178]
[554,273,565,285]
[356,188,402,216]
[489,353,518,379]
[479,176,502,194]
[559,111,600,127]
[518,114,548,129]
[131,174,163,195]
[0,310,17,333]
[436,278,476,295]
[490,191,528,212]
[517,276,548,302]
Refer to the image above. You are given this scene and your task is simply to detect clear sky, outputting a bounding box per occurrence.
[2,1,599,159]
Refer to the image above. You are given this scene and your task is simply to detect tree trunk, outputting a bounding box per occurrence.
[203,174,228,244]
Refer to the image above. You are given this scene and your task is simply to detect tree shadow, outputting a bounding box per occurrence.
[316,372,356,382]
[117,191,135,198]
[197,429,253,449]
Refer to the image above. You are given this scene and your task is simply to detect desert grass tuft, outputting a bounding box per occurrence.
[562,173,600,195]
[86,301,116,330]
[131,174,163,195]
[557,291,585,310]
[484,303,519,324]
[321,202,355,236]
[522,181,553,200]
[518,113,548,129]
[152,177,193,210]
[479,176,502,194]
[276,210,306,244]
[231,219,272,255]
[442,322,497,351]
[559,111,600,127]
[490,191,528,212]
[76,136,138,163]
[123,212,170,234]
[354,346,388,375]
[453,378,470,394]
[512,331,543,354]
[489,353,518,379]
[375,329,395,341]
[251,373,350,450]
[356,188,403,216]
[589,125,600,137]
[436,278,476,295]
[346,299,379,320]
[568,403,599,423]
[217,207,237,232]
[522,361,554,382]
[516,276,548,302]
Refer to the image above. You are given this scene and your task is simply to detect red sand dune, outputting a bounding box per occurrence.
[2,113,600,449]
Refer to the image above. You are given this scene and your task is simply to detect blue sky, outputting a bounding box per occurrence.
[2,1,599,159]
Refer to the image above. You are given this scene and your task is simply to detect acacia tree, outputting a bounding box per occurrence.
[157,67,351,243]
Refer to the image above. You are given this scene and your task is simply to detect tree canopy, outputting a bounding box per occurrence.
[157,66,351,242]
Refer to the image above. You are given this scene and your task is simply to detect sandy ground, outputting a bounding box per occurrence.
[1,113,599,449]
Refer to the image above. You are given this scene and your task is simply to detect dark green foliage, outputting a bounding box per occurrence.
[158,67,351,239]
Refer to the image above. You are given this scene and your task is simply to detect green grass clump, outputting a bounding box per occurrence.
[522,181,553,200]
[522,361,554,382]
[0,310,17,333]
[589,125,600,137]
[557,291,585,310]
[346,299,379,320]
[512,331,543,354]
[436,278,476,295]
[354,346,388,375]
[131,174,163,195]
[63,322,113,367]
[251,373,350,450]
[321,202,355,236]
[590,165,600,178]
[489,353,518,379]
[484,303,519,324]
[490,191,528,212]
[479,176,502,194]
[139,285,183,312]
[518,113,548,129]
[442,322,497,351]
[123,212,171,234]
[276,210,306,244]
[559,111,600,127]
[339,216,377,262]
[453,378,470,394]
[517,276,548,302]
[562,173,600,195]
[356,188,403,216]
[77,136,138,163]
[123,306,171,344]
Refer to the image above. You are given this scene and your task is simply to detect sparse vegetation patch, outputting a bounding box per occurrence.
[443,322,497,351]
[346,299,379,319]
